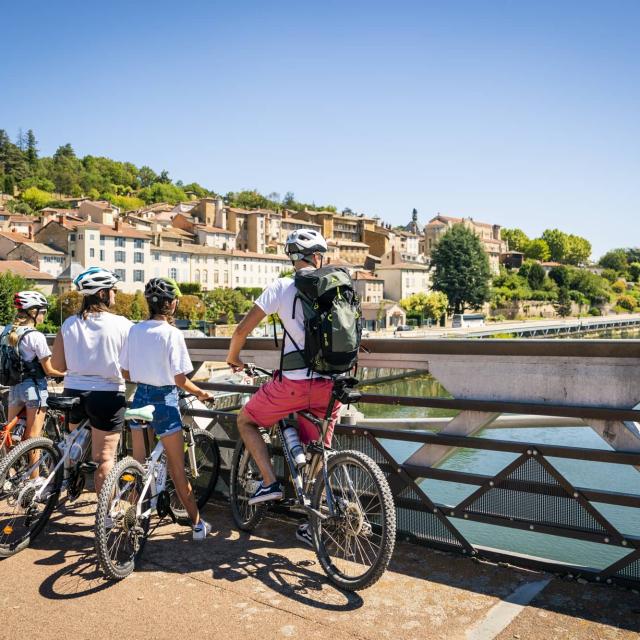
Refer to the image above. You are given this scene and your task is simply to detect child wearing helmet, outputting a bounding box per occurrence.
[51,267,132,494]
[1,291,64,441]
[119,277,215,541]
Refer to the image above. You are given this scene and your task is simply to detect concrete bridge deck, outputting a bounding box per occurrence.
[1,497,638,640]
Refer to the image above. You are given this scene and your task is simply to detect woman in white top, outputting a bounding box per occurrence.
[120,277,214,541]
[51,268,132,494]
[3,291,64,440]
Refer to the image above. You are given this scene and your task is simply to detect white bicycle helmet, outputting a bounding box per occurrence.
[73,267,120,296]
[284,229,328,261]
[14,290,48,310]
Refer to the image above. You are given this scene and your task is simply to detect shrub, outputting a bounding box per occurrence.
[588,307,602,316]
[612,279,627,294]
[616,294,636,311]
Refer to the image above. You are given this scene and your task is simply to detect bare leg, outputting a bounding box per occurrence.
[92,428,120,494]
[162,431,199,525]
[131,428,154,464]
[237,409,276,486]
[23,406,46,439]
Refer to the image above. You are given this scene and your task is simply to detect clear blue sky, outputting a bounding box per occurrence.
[1,0,638,259]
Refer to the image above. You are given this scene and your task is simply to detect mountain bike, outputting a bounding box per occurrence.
[94,393,220,579]
[0,395,94,557]
[229,365,396,591]
[0,406,23,461]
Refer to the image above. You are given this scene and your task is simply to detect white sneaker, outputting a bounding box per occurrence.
[192,519,211,541]
[296,523,314,548]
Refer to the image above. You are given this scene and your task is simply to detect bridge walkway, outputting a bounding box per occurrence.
[1,498,638,640]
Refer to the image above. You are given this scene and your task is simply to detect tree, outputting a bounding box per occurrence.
[0,272,32,324]
[176,295,206,321]
[565,234,591,265]
[527,262,546,290]
[178,282,202,295]
[25,129,38,166]
[21,186,53,210]
[599,249,628,273]
[502,228,530,252]
[430,223,491,314]
[548,265,570,288]
[138,182,187,205]
[541,229,570,262]
[137,165,158,188]
[129,291,148,321]
[524,238,551,262]
[554,287,572,318]
[628,262,640,282]
[400,291,448,324]
[202,288,251,324]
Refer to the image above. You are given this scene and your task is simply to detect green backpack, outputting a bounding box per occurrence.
[279,266,362,376]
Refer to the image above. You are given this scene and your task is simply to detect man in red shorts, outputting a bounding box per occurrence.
[226,229,340,546]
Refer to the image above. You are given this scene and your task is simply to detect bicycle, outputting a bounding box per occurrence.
[0,405,22,461]
[0,395,95,557]
[229,365,396,591]
[94,393,220,579]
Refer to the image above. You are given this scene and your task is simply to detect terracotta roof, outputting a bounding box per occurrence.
[75,221,152,240]
[353,271,383,281]
[0,231,30,243]
[40,207,76,215]
[9,242,64,255]
[196,224,235,235]
[0,260,55,280]
[376,262,430,271]
[8,215,34,223]
[83,200,113,210]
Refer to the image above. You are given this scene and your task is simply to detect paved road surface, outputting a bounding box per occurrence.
[1,497,639,640]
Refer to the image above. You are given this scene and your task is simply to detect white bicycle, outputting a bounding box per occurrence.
[94,396,220,579]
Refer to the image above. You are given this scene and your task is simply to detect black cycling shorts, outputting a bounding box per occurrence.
[63,389,126,433]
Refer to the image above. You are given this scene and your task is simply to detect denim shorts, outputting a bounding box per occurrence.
[9,378,48,409]
[130,384,183,438]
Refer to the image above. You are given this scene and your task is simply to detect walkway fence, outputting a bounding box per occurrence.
[184,337,640,588]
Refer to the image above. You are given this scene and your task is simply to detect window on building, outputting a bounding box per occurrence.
[69,233,76,241]
[90,248,95,258]
[213,272,219,284]
[88,233,95,241]
[71,250,75,258]
[133,270,144,282]
[171,254,177,262]
[100,250,105,261]
[114,269,126,281]
[134,239,143,249]
[152,252,160,261]
[134,252,144,263]
[169,268,178,280]
[78,234,83,240]
[195,270,200,282]
[100,236,105,245]
[203,270,208,282]
[182,255,188,263]
[115,251,126,262]
[115,237,125,248]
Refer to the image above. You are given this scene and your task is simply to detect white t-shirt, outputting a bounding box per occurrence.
[19,330,51,363]
[120,320,193,387]
[255,271,323,381]
[62,313,133,391]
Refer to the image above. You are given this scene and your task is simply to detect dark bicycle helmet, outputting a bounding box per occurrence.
[144,277,182,303]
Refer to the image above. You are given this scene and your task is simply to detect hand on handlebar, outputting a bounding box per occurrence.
[196,390,216,404]
[227,357,244,374]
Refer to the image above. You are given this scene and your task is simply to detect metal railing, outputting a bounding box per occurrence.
[183,337,640,587]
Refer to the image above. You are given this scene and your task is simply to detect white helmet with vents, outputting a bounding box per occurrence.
[14,290,48,310]
[284,229,327,261]
[73,267,119,296]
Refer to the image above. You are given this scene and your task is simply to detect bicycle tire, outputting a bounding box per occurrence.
[229,433,272,532]
[0,437,62,557]
[168,428,220,519]
[311,449,396,591]
[95,456,149,580]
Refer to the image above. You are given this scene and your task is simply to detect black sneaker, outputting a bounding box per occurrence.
[248,481,283,505]
[296,523,313,548]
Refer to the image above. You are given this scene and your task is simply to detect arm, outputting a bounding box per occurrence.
[174,373,214,403]
[225,304,266,371]
[50,331,66,373]
[40,356,65,378]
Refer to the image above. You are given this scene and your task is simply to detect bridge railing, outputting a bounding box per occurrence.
[184,337,640,587]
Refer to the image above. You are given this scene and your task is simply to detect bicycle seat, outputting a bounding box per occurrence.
[47,396,81,411]
[125,405,155,423]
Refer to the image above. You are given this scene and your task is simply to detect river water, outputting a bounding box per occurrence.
[358,334,640,570]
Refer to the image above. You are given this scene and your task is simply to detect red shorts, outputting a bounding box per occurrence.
[242,373,340,446]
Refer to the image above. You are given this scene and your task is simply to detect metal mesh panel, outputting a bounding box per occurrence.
[615,556,640,581]
[334,434,386,465]
[396,485,463,548]
[465,457,606,534]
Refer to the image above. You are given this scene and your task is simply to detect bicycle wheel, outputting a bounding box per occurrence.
[168,428,220,519]
[95,456,149,580]
[311,449,396,591]
[0,437,62,557]
[229,432,272,531]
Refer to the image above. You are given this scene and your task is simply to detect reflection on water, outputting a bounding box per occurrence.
[358,369,640,568]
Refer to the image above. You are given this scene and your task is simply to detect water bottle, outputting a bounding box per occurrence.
[155,453,167,491]
[282,425,306,468]
[11,415,27,443]
[68,428,90,465]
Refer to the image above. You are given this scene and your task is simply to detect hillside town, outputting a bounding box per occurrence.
[0,195,514,328]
